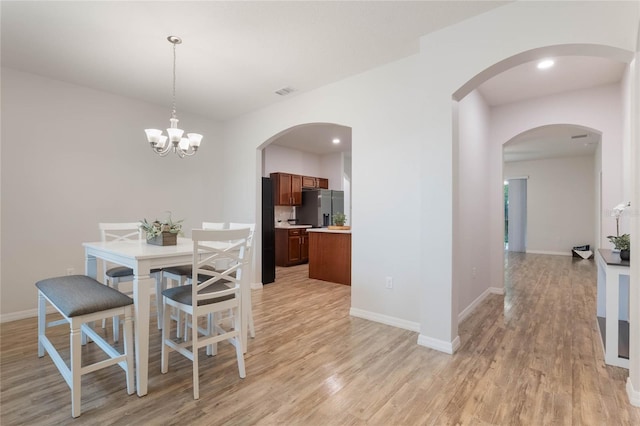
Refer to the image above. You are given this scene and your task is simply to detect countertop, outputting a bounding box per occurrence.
[306,228,351,234]
[597,248,630,267]
[275,224,312,229]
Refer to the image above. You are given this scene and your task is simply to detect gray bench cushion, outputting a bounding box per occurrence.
[162,282,235,306]
[36,275,133,317]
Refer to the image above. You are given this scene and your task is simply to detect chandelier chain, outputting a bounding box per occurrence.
[171,41,177,120]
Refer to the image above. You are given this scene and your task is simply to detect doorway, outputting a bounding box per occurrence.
[257,123,352,286]
[506,178,527,253]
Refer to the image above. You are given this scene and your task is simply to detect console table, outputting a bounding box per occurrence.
[596,249,630,368]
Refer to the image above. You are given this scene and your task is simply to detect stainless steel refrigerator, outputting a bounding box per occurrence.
[298,189,345,227]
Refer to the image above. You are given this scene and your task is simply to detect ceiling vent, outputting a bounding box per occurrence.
[275,86,296,96]
[571,134,588,139]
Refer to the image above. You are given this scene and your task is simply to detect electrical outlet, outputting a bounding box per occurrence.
[385,276,393,289]
[66,268,75,276]
[472,267,477,278]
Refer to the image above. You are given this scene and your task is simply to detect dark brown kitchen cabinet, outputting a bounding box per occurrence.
[302,175,329,189]
[276,228,309,266]
[271,173,302,206]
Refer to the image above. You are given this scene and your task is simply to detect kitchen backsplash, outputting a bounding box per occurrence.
[275,206,296,224]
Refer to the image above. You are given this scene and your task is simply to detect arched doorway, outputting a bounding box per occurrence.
[451,43,632,343]
[503,124,601,255]
[254,122,352,286]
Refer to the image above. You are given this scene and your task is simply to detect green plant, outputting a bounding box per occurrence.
[333,212,347,226]
[607,233,630,251]
[139,212,183,240]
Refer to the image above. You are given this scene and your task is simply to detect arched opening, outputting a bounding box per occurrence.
[503,124,601,255]
[254,122,352,287]
[451,43,633,346]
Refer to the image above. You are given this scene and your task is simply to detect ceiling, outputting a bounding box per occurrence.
[0,1,507,122]
[1,2,628,158]
[485,56,626,162]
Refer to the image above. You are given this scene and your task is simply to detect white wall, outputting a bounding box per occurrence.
[224,53,425,332]
[263,144,321,177]
[504,156,595,254]
[0,68,223,320]
[319,152,344,191]
[455,90,494,320]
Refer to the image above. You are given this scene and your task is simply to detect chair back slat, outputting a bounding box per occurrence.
[202,222,226,230]
[99,222,142,242]
[191,228,251,303]
[98,223,142,280]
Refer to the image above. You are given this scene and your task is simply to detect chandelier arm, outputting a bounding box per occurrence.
[157,145,174,157]
[152,140,173,156]
[175,147,187,159]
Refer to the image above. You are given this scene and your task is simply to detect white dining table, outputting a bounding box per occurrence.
[83,236,251,396]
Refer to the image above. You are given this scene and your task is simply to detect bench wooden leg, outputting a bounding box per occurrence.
[70,319,82,418]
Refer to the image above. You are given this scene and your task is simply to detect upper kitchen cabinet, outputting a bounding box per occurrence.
[271,172,302,206]
[302,176,329,189]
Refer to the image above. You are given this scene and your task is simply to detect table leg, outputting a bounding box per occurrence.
[85,253,97,279]
[133,274,154,396]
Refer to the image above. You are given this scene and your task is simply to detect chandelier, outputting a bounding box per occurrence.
[145,36,202,158]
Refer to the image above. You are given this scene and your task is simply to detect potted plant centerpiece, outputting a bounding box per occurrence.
[329,212,350,230]
[139,212,183,246]
[608,234,630,261]
[607,202,631,261]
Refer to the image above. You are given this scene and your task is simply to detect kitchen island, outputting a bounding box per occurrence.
[307,228,351,285]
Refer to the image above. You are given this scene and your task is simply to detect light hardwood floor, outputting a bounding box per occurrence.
[1,253,639,425]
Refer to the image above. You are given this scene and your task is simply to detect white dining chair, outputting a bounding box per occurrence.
[99,222,163,340]
[162,221,226,337]
[161,228,250,399]
[228,222,256,341]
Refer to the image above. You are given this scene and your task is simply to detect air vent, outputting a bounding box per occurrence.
[571,134,588,139]
[275,86,296,96]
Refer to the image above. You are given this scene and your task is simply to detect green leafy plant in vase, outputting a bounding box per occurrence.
[139,212,183,245]
[332,212,347,227]
[607,234,630,261]
[607,202,631,261]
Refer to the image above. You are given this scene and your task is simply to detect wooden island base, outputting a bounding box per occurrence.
[308,229,351,285]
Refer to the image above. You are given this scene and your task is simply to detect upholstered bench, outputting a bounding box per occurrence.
[36,275,135,418]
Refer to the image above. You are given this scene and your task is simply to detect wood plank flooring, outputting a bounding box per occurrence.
[1,253,639,425]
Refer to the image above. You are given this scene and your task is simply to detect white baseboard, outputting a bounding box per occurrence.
[350,308,461,355]
[525,250,571,256]
[458,286,504,323]
[1,307,42,323]
[251,282,263,290]
[417,334,460,354]
[349,307,420,332]
[627,377,640,407]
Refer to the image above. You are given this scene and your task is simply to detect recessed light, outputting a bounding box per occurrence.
[332,138,340,144]
[537,59,555,69]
